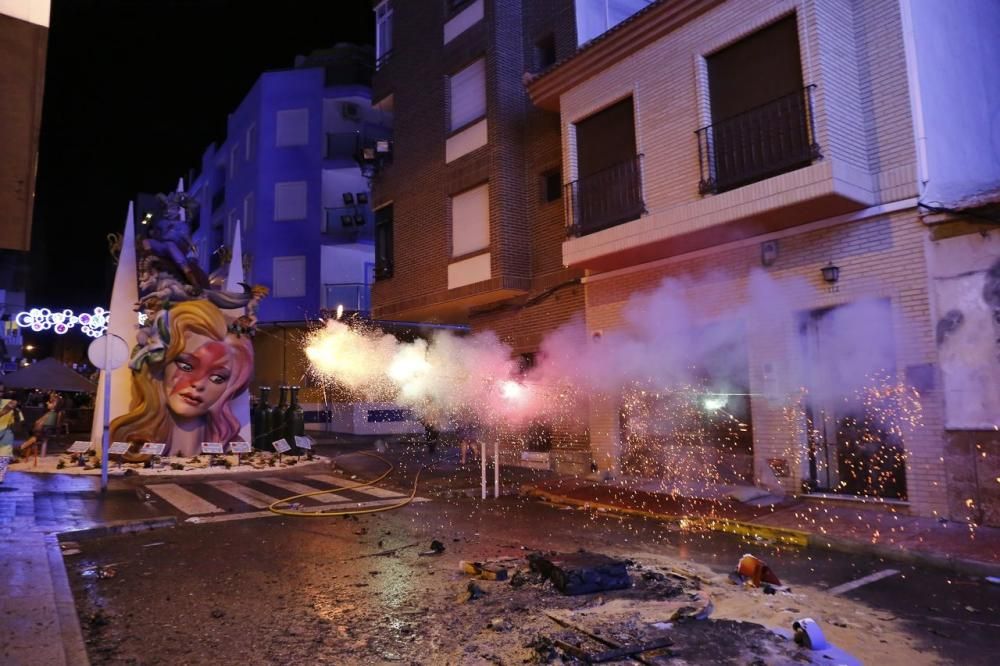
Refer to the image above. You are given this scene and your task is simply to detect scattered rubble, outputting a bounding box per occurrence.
[528,551,631,596]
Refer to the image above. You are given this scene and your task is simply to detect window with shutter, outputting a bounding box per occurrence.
[449,58,486,132]
[451,183,489,257]
[274,181,308,221]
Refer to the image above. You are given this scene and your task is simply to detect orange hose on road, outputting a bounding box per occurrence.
[267,451,422,517]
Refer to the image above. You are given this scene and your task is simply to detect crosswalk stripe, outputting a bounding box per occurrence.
[185,496,431,525]
[827,569,900,596]
[207,480,284,509]
[306,474,406,499]
[260,477,351,504]
[147,483,225,515]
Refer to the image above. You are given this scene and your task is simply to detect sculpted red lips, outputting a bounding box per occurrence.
[178,392,203,406]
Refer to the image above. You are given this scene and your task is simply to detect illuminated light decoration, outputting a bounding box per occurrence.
[15,307,113,338]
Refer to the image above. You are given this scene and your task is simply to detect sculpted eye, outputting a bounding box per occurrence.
[175,360,194,372]
[209,373,229,385]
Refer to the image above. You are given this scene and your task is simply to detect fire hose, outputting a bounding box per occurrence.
[267,451,423,517]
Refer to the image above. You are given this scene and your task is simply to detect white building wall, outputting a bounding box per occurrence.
[903,0,1000,205]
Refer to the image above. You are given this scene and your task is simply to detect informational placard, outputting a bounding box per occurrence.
[67,441,93,454]
[108,441,131,455]
[272,438,291,454]
[228,441,251,454]
[294,436,313,450]
[140,442,166,456]
[201,442,224,455]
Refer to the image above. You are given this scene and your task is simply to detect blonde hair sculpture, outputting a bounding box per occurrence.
[110,300,253,449]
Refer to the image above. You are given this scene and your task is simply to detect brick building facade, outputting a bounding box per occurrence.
[372,0,1000,522]
[370,0,592,468]
[526,0,1000,523]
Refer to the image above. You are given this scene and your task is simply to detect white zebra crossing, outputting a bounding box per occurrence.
[145,476,424,519]
[260,477,352,504]
[306,474,407,499]
[208,480,283,509]
[146,483,225,515]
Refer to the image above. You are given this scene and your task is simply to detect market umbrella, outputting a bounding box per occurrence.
[1,358,98,393]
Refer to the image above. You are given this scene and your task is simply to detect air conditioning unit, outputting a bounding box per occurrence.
[341,102,361,121]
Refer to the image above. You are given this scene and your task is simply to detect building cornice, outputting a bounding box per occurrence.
[525,0,725,111]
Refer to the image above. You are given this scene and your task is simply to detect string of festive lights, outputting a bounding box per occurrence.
[15,307,110,338]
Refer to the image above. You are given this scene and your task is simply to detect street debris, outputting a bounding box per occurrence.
[528,551,631,595]
[487,617,512,632]
[460,560,508,581]
[456,580,487,603]
[734,553,781,587]
[418,539,446,556]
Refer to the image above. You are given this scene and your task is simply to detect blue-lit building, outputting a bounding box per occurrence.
[187,44,392,325]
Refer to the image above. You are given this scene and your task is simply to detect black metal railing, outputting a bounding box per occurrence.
[696,85,821,195]
[565,155,644,237]
[324,283,371,313]
[325,129,393,164]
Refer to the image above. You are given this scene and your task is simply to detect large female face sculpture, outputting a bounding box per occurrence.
[163,332,234,420]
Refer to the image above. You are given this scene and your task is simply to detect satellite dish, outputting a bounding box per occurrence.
[87,334,129,371]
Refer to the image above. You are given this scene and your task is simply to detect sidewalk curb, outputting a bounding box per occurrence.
[524,487,1000,578]
[57,516,178,543]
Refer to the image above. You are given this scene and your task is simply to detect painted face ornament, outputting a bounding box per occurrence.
[163,332,233,419]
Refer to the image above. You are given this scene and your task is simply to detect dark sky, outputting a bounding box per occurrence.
[31,0,373,310]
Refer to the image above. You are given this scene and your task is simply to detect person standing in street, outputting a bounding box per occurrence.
[0,384,20,482]
[17,393,63,464]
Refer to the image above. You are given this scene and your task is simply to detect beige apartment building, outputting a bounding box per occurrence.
[526,0,1000,523]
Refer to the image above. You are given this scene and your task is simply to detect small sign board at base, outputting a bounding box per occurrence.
[228,441,251,454]
[294,436,313,450]
[201,442,224,455]
[140,442,166,456]
[108,441,131,455]
[68,441,93,454]
[272,438,291,454]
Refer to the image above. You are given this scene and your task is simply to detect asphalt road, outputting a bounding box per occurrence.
[61,448,999,665]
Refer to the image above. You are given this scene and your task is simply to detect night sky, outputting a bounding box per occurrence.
[31,0,373,311]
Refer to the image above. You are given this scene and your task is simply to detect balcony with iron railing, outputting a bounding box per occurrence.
[323,283,371,314]
[325,129,393,162]
[565,155,644,237]
[696,85,821,195]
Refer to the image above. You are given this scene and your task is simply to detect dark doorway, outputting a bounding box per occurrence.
[799,300,907,499]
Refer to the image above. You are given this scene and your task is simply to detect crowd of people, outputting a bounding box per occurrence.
[0,382,89,481]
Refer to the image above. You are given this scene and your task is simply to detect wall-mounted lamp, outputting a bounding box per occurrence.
[821,262,840,284]
[353,214,365,226]
[342,193,355,205]
[356,192,369,205]
[340,214,354,227]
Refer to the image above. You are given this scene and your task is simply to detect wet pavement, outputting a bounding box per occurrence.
[58,447,1000,665]
[4,441,1000,664]
[65,500,1000,664]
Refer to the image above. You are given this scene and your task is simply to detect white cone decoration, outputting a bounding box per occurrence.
[90,202,139,452]
[225,222,252,443]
